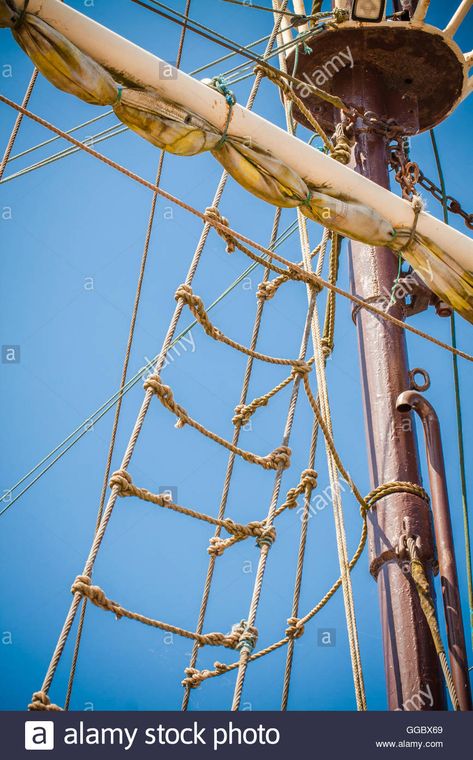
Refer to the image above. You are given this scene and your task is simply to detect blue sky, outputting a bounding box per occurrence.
[0,0,472,711]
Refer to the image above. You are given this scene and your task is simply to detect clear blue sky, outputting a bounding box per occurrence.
[0,0,472,711]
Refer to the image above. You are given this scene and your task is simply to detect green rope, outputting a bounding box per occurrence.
[430,128,473,651]
[211,75,236,150]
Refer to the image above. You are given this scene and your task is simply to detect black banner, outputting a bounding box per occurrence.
[5,710,472,759]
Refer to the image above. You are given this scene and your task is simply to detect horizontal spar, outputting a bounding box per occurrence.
[21,0,473,272]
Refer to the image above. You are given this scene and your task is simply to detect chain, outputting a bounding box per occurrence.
[417,171,473,230]
[384,133,473,229]
[387,135,419,200]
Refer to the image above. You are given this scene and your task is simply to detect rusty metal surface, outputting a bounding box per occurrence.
[286,24,463,134]
[344,64,445,710]
[396,391,472,711]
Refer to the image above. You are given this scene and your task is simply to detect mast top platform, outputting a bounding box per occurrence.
[286,21,467,135]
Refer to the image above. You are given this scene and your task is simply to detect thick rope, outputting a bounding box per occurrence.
[406,538,460,710]
[110,468,276,547]
[71,575,252,650]
[182,516,368,690]
[301,226,367,711]
[144,373,291,471]
[175,281,311,368]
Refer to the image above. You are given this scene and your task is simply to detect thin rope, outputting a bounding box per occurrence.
[29,6,288,707]
[0,216,300,518]
[230,284,320,711]
[275,37,366,706]
[0,68,38,181]
[63,3,193,708]
[281,415,319,710]
[1,94,470,366]
[181,211,283,710]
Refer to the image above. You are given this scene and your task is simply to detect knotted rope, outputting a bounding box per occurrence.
[205,206,235,253]
[176,282,312,370]
[28,691,62,712]
[285,616,305,640]
[277,468,318,513]
[330,122,353,165]
[71,575,249,649]
[110,468,278,551]
[144,373,291,471]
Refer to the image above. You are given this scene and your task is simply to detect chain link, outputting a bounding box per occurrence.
[383,130,473,230]
[417,171,473,230]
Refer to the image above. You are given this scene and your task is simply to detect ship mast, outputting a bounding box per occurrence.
[286,0,471,710]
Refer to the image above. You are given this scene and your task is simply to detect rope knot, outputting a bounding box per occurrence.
[301,468,318,492]
[28,691,62,712]
[255,524,276,548]
[109,469,133,495]
[205,206,235,253]
[257,280,277,301]
[71,575,123,620]
[232,403,252,426]
[265,445,291,471]
[182,667,206,689]
[236,622,258,654]
[330,122,353,165]
[291,361,312,380]
[174,282,195,304]
[285,616,305,640]
[207,536,227,557]
[144,374,188,428]
[321,336,333,360]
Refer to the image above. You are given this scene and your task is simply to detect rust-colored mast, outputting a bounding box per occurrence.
[343,62,445,709]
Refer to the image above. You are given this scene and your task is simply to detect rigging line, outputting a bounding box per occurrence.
[0,69,38,181]
[281,413,318,710]
[216,26,317,81]
[429,128,473,649]
[32,28,296,700]
[2,93,472,367]
[0,0,67,177]
[222,0,303,18]
[0,31,310,184]
[230,265,323,711]
[7,110,116,165]
[0,218,299,515]
[182,214,282,711]
[130,0,348,111]
[183,3,291,712]
[64,0,194,710]
[4,33,274,169]
[0,125,128,185]
[133,0,278,51]
[277,29,365,709]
